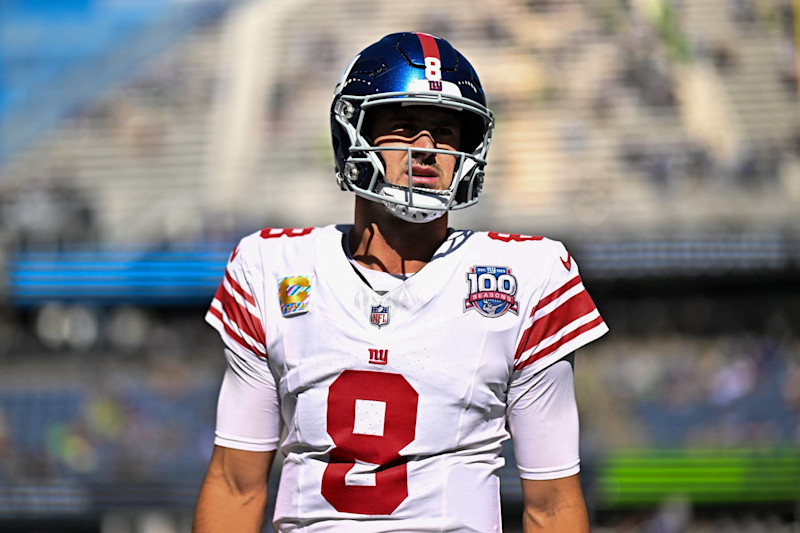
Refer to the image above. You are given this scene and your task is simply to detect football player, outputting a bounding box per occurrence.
[194,32,607,532]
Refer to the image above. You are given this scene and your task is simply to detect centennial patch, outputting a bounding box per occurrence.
[278,275,312,317]
[464,266,519,317]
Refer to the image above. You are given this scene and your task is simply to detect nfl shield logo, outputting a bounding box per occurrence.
[370,305,390,328]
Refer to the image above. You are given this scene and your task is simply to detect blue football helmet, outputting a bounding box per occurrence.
[331,32,494,223]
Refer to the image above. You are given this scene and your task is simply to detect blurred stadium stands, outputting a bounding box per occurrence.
[0,0,799,531]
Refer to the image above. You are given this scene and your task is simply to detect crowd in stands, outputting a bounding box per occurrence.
[0,341,221,488]
[578,332,799,453]
[3,0,794,244]
[0,171,97,251]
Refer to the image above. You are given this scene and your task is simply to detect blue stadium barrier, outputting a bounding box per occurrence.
[4,232,799,307]
[6,247,232,306]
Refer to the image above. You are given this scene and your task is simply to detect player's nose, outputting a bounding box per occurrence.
[409,132,436,162]
[410,131,435,149]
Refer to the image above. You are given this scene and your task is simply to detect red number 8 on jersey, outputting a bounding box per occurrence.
[322,370,419,515]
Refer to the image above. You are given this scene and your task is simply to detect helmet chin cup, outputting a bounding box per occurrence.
[377,184,448,224]
[383,202,446,223]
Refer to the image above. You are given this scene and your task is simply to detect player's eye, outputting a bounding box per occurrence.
[392,123,418,135]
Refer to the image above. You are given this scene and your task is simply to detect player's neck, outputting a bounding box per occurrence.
[349,198,449,275]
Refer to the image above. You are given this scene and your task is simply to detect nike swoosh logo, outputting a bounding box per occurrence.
[561,252,572,271]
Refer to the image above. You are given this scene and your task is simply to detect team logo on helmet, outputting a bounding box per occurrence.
[464,266,519,318]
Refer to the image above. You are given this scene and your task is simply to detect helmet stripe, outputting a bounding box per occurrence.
[416,32,440,63]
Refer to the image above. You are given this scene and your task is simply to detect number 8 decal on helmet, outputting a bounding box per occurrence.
[322,370,419,515]
[424,57,441,81]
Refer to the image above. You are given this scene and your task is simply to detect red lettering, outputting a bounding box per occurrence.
[487,232,543,243]
[260,227,315,239]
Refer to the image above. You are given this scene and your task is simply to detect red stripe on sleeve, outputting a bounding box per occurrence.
[224,269,256,306]
[514,315,605,371]
[208,304,266,358]
[417,33,440,62]
[220,284,265,346]
[513,275,584,361]
[534,275,582,314]
[515,289,597,359]
[213,283,224,301]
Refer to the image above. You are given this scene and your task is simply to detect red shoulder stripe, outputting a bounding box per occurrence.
[515,289,596,359]
[514,315,605,371]
[534,275,582,313]
[208,305,267,358]
[218,284,265,346]
[514,276,583,358]
[224,269,256,306]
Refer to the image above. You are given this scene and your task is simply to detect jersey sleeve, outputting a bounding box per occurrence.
[507,358,580,480]
[205,240,268,360]
[513,241,608,374]
[206,240,280,451]
[215,348,281,451]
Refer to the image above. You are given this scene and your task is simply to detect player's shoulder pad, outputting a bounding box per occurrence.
[475,230,572,270]
[477,230,560,252]
[246,226,319,249]
[482,231,546,245]
[229,226,321,267]
[257,227,318,241]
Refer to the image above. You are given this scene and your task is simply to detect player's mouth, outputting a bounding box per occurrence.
[404,165,441,187]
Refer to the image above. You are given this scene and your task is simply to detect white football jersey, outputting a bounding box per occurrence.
[206,224,608,532]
